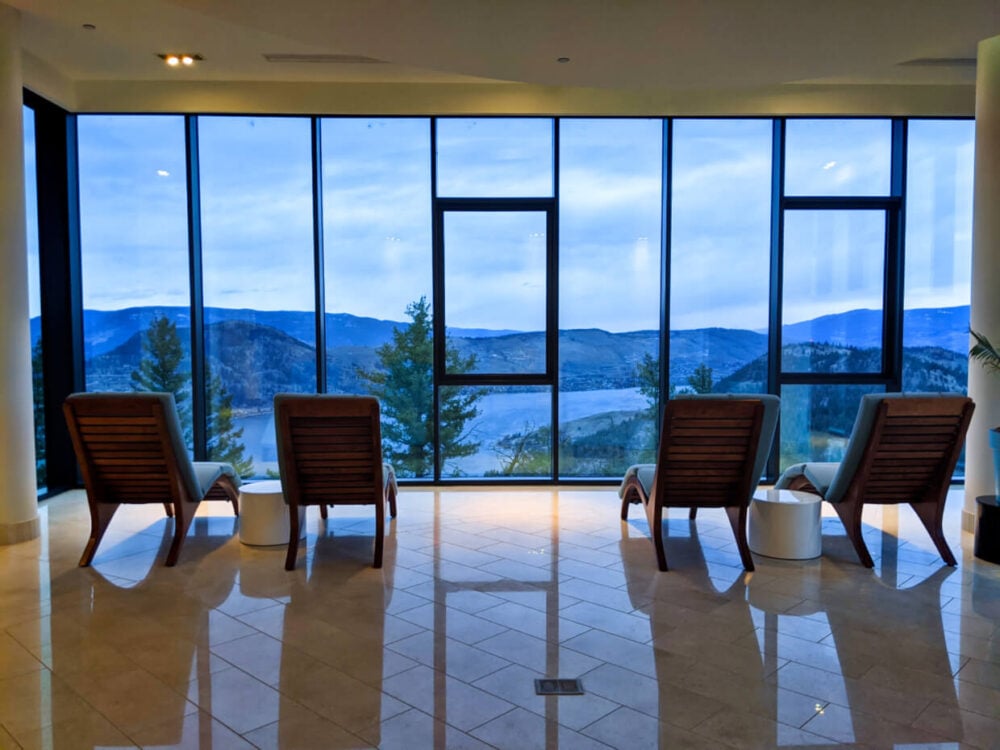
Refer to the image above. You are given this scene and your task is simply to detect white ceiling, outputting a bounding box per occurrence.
[12,0,999,91]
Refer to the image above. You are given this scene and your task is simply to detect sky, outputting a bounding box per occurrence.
[36,114,975,333]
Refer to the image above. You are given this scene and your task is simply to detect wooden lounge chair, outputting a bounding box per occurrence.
[774,393,974,567]
[63,392,241,567]
[274,394,397,570]
[620,394,779,571]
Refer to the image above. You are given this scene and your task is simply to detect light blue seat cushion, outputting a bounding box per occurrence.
[618,393,780,502]
[773,462,839,496]
[619,464,656,498]
[383,462,397,495]
[192,461,241,497]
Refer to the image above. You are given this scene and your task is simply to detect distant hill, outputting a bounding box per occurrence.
[782,305,969,354]
[716,343,967,394]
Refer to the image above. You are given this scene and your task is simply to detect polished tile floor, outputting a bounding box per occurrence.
[1,486,998,749]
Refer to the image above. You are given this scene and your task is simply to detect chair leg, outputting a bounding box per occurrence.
[388,485,397,519]
[320,504,328,520]
[79,502,120,567]
[910,501,957,566]
[285,505,302,571]
[163,503,173,518]
[644,499,668,571]
[620,484,642,521]
[373,494,385,569]
[725,505,755,571]
[689,507,698,520]
[832,497,874,568]
[165,498,200,567]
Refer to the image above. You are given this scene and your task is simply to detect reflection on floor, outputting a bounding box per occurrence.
[1,486,998,749]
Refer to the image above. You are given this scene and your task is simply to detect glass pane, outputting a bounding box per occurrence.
[440,385,551,478]
[782,210,885,373]
[671,119,772,396]
[558,119,662,477]
[199,116,315,478]
[321,118,432,400]
[903,120,974,394]
[779,384,884,468]
[784,119,892,196]
[444,211,547,374]
[78,115,193,443]
[436,118,553,197]
[24,106,44,491]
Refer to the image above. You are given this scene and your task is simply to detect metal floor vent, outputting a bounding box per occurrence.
[534,678,584,696]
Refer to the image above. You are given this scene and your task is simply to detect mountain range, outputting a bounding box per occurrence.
[64,303,971,409]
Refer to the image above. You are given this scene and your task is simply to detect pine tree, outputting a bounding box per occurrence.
[358,296,483,477]
[687,362,714,394]
[131,315,191,435]
[207,374,254,477]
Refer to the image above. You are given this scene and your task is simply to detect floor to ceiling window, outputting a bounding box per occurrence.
[77,115,193,446]
[670,119,772,397]
[58,110,975,483]
[902,120,974,392]
[434,118,556,479]
[558,118,663,477]
[198,116,316,477]
[320,117,433,477]
[778,119,895,467]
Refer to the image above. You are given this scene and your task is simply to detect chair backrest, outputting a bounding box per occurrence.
[652,396,765,509]
[825,393,974,504]
[63,392,202,505]
[274,394,385,508]
[678,393,780,499]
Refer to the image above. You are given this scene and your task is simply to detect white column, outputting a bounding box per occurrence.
[965,34,1000,531]
[0,3,40,544]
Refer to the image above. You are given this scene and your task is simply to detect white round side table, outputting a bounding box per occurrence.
[238,480,305,546]
[749,488,822,560]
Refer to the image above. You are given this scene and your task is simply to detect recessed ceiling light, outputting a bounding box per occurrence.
[158,53,203,67]
[156,170,170,177]
[82,23,96,31]
[557,57,570,63]
[823,161,837,170]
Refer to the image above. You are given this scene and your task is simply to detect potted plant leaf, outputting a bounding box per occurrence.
[970,329,1000,494]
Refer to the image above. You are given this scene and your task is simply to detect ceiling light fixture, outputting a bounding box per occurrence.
[82,23,96,31]
[557,57,570,63]
[158,53,203,67]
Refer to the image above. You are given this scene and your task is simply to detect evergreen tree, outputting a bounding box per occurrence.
[31,338,45,487]
[207,374,254,477]
[635,352,675,416]
[686,362,714,394]
[358,296,483,477]
[130,316,252,476]
[131,315,191,433]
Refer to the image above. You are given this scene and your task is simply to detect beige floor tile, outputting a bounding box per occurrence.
[184,665,285,734]
[383,664,516,731]
[364,707,495,750]
[243,701,370,749]
[128,710,256,749]
[472,705,614,750]
[0,633,43,679]
[580,705,719,750]
[13,710,137,750]
[0,724,21,749]
[0,669,107,737]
